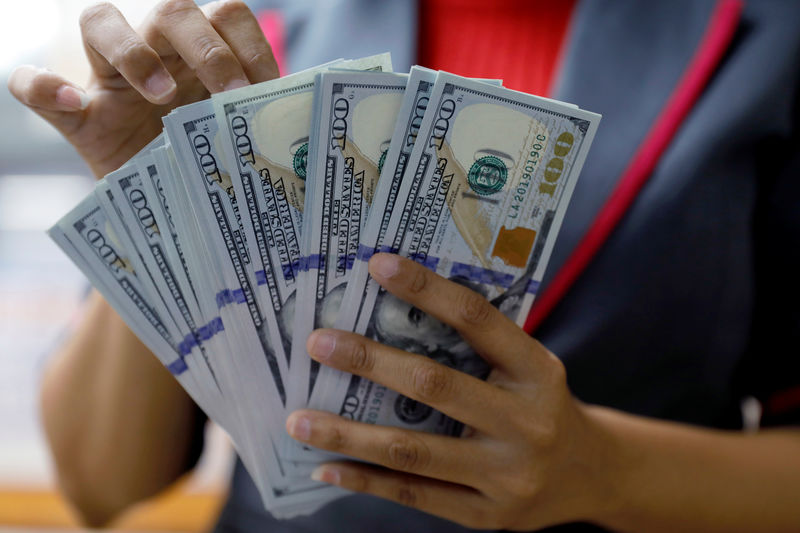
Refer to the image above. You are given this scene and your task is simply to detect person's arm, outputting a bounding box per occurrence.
[585,407,800,532]
[41,292,201,526]
[287,253,800,532]
[8,0,280,524]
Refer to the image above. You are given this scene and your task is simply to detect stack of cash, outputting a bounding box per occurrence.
[48,53,600,518]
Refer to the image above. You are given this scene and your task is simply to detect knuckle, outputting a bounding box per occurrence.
[348,469,369,492]
[547,354,568,389]
[394,478,420,508]
[109,37,152,70]
[25,74,50,103]
[321,424,347,452]
[386,434,430,471]
[504,472,539,503]
[195,37,235,69]
[406,266,428,295]
[246,51,276,73]
[456,289,493,327]
[532,420,559,451]
[347,341,374,373]
[411,363,452,403]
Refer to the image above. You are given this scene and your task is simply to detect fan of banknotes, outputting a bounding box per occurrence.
[48,53,600,518]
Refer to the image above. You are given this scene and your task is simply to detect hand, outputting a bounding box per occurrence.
[7,0,278,179]
[287,253,619,531]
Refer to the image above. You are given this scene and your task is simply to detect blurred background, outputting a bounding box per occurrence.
[0,1,234,531]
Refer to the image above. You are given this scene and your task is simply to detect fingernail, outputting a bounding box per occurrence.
[145,71,176,101]
[224,78,249,92]
[288,414,312,441]
[309,332,336,361]
[370,253,399,279]
[311,465,341,485]
[55,85,90,110]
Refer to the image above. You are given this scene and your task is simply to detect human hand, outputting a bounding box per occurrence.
[7,0,278,179]
[287,253,619,531]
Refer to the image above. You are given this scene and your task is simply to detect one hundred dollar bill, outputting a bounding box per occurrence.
[331,66,438,345]
[47,194,276,498]
[314,72,600,435]
[211,54,393,410]
[48,195,241,437]
[163,100,288,402]
[291,71,408,413]
[47,220,222,416]
[136,151,205,330]
[334,68,504,342]
[94,177,188,349]
[163,101,341,505]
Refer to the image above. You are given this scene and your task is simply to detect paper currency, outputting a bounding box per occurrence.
[316,72,600,435]
[48,55,601,518]
[211,54,393,409]
[292,71,408,414]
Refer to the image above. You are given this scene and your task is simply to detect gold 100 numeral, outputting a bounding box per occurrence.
[538,132,575,197]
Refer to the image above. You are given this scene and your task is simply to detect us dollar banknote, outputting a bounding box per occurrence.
[163,100,288,403]
[334,68,504,342]
[97,167,241,431]
[135,151,205,333]
[163,102,339,504]
[103,166,205,359]
[49,191,272,496]
[331,66,437,345]
[212,54,393,409]
[290,71,408,413]
[50,195,193,378]
[94,176,188,351]
[315,72,600,435]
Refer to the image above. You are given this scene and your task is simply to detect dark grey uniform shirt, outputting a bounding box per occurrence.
[211,1,800,531]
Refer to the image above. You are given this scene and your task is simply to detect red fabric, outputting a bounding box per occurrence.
[523,0,744,334]
[257,10,287,76]
[417,0,576,97]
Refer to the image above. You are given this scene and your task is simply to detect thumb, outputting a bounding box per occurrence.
[7,65,90,131]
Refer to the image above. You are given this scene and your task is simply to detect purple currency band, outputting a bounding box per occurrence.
[526,279,540,295]
[449,261,515,288]
[301,254,325,271]
[215,288,246,309]
[167,357,188,376]
[337,253,357,271]
[408,252,440,271]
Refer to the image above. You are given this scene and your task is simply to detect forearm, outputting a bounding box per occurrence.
[41,291,198,525]
[588,405,800,532]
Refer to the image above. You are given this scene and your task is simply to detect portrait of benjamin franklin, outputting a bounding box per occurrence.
[368,276,491,379]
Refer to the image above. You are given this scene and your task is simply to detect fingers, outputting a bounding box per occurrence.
[7,66,90,113]
[310,462,492,529]
[203,0,280,84]
[306,329,509,434]
[79,2,176,104]
[368,253,546,376]
[287,410,486,486]
[146,0,249,93]
[7,66,89,137]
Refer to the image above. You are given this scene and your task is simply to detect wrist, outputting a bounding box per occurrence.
[573,404,636,528]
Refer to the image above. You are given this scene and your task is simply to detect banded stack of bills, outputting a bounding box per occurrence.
[48,53,600,518]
